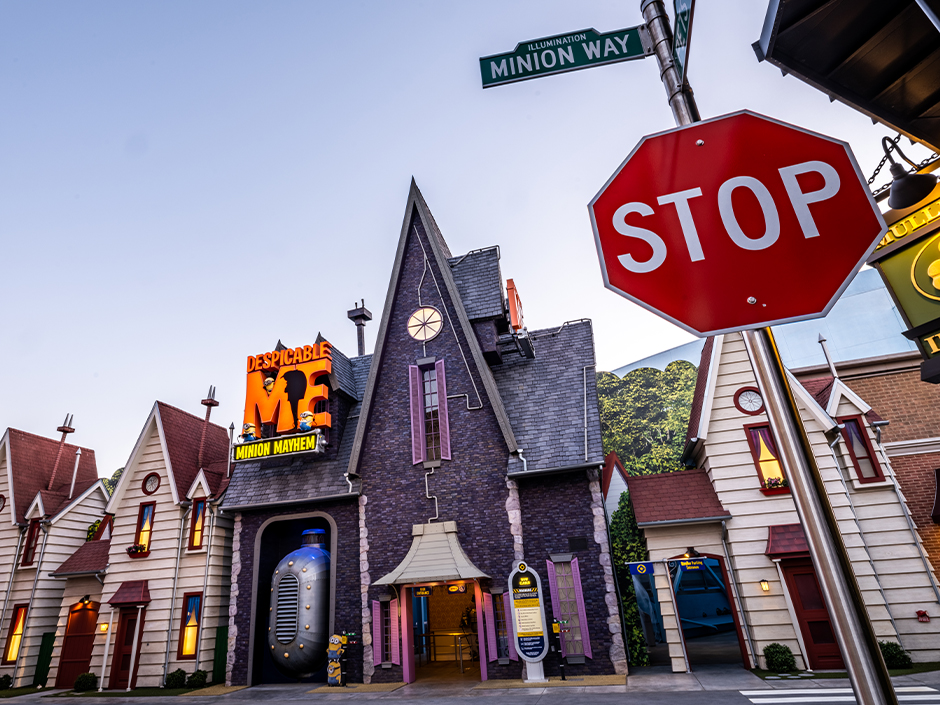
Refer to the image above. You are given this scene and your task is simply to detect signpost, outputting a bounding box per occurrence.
[507,562,549,682]
[480,27,651,88]
[671,0,694,83]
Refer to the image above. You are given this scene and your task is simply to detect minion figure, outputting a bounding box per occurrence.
[326,660,342,686]
[263,377,276,395]
[299,411,315,432]
[326,633,346,660]
[240,423,257,442]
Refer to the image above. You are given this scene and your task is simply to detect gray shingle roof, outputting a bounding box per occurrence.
[491,320,604,473]
[448,248,504,321]
[329,345,359,400]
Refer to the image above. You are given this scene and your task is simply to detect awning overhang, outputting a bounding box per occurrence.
[108,580,151,606]
[373,521,490,586]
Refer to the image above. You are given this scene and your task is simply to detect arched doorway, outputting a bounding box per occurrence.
[55,600,99,689]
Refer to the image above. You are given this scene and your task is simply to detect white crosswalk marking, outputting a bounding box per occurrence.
[740,685,939,704]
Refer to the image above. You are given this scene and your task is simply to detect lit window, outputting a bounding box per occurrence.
[21,520,41,566]
[423,367,441,462]
[190,499,206,550]
[2,605,27,664]
[839,417,884,483]
[746,425,788,490]
[136,503,155,551]
[178,593,201,659]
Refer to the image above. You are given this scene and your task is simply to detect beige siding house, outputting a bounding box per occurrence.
[628,333,940,673]
[0,428,107,688]
[47,400,232,690]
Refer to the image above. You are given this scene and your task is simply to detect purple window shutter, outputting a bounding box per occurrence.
[390,598,400,665]
[436,360,451,460]
[545,560,565,657]
[483,592,498,662]
[372,600,383,665]
[503,593,518,661]
[408,366,425,465]
[570,558,592,659]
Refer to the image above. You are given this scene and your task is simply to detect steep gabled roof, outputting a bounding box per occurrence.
[52,539,111,577]
[627,469,730,526]
[3,428,98,524]
[682,336,719,460]
[602,452,628,500]
[799,375,884,425]
[156,402,230,500]
[346,180,517,476]
[448,247,504,321]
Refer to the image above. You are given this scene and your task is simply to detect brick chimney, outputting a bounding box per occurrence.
[197,386,219,470]
[347,299,373,357]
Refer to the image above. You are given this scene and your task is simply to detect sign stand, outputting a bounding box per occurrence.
[507,562,549,683]
[637,2,895,701]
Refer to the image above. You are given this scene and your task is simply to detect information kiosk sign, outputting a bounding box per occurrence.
[508,562,549,662]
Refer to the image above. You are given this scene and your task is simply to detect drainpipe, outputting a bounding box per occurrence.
[0,525,27,644]
[720,520,757,669]
[827,432,901,639]
[162,502,192,685]
[516,449,527,473]
[126,604,144,691]
[196,501,217,673]
[12,522,50,687]
[98,607,115,692]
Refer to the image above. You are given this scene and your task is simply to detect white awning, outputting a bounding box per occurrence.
[373,521,490,585]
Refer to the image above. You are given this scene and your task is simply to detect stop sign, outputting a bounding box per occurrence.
[589,111,887,336]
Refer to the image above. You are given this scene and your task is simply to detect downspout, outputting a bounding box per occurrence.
[162,501,192,685]
[828,432,901,638]
[720,520,757,669]
[98,607,115,691]
[196,501,217,673]
[12,521,50,686]
[516,449,527,473]
[0,526,27,642]
[126,604,144,691]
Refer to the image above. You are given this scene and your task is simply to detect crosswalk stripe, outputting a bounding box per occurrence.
[740,686,940,704]
[745,698,940,704]
[740,688,937,696]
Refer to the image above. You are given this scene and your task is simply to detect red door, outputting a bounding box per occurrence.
[55,602,100,689]
[781,559,845,669]
[109,609,144,689]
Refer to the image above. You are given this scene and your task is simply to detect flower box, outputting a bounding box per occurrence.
[126,545,150,558]
[760,487,791,496]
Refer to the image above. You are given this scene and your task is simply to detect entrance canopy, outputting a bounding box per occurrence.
[108,580,151,606]
[373,521,490,586]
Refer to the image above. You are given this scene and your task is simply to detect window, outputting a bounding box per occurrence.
[745,424,788,491]
[177,593,202,659]
[408,361,450,464]
[382,601,392,662]
[546,559,592,659]
[371,599,399,666]
[21,520,41,566]
[2,605,27,664]
[839,416,885,483]
[493,594,510,659]
[190,499,206,550]
[135,503,155,551]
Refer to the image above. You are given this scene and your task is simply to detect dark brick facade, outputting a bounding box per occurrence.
[229,498,360,685]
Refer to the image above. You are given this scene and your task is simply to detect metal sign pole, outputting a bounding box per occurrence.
[639,1,895,701]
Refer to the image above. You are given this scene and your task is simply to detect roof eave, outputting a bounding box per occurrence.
[636,514,731,528]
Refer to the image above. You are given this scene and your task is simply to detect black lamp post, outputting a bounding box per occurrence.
[883,137,938,210]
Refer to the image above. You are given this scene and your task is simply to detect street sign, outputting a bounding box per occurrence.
[672,0,695,83]
[677,558,704,571]
[507,562,549,663]
[588,110,887,337]
[480,26,651,88]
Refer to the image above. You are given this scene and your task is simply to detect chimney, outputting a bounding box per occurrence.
[48,413,75,491]
[227,423,235,478]
[69,448,82,500]
[818,334,839,379]
[197,386,219,470]
[347,299,373,357]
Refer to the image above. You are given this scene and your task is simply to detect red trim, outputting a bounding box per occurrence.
[759,487,791,496]
[837,415,886,484]
[176,592,202,660]
[2,604,27,664]
[141,473,160,495]
[743,422,788,491]
[667,552,752,668]
[21,519,41,566]
[126,550,151,559]
[134,502,156,550]
[733,387,765,415]
[189,498,206,550]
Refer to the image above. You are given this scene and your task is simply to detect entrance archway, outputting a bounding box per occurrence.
[55,600,99,689]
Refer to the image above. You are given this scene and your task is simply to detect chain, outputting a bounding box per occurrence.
[868,134,940,197]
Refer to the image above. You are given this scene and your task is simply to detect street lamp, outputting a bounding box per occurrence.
[883,137,938,210]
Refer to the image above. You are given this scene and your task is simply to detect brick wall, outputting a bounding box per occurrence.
[842,369,940,443]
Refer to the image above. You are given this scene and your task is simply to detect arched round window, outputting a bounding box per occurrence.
[407,307,443,341]
[142,473,161,495]
[734,387,764,415]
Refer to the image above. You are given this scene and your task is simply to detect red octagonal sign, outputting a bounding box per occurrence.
[589,111,887,336]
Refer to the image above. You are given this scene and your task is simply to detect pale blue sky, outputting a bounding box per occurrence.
[1,1,926,476]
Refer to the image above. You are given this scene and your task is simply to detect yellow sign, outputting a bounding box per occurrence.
[552,623,560,634]
[875,197,940,251]
[242,342,333,436]
[233,432,325,461]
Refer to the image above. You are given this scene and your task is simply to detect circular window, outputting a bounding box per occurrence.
[407,307,443,342]
[142,473,161,495]
[734,387,765,415]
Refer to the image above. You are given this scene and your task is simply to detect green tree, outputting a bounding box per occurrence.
[608,491,650,665]
[102,467,124,496]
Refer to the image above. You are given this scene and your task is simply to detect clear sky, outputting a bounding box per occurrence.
[1,1,931,477]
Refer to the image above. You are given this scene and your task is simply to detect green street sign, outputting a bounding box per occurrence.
[672,0,695,83]
[480,26,651,88]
